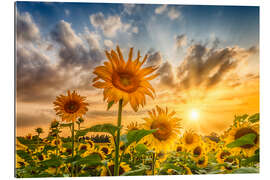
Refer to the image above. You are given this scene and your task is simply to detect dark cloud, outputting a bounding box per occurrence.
[175,34,187,49]
[16,10,40,43]
[157,61,177,87]
[50,20,104,70]
[146,51,162,67]
[16,17,106,104]
[87,109,147,118]
[16,112,52,127]
[176,43,258,91]
[16,46,66,102]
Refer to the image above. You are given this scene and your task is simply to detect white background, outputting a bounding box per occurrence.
[1,0,269,179]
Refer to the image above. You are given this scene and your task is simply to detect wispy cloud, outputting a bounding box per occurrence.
[89,12,132,37]
[167,8,181,20]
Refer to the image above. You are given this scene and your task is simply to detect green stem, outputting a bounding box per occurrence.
[114,99,123,176]
[152,152,156,175]
[37,134,40,148]
[105,163,113,176]
[71,122,75,157]
[71,122,75,177]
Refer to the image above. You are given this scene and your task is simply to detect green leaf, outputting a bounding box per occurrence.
[208,169,225,174]
[125,129,156,147]
[248,113,259,123]
[241,149,259,165]
[233,167,259,174]
[107,101,114,110]
[227,133,256,148]
[120,134,128,144]
[121,167,148,176]
[60,123,72,128]
[16,137,35,150]
[72,153,102,166]
[159,163,183,174]
[16,150,33,162]
[234,114,249,126]
[76,123,118,139]
[135,144,148,154]
[40,158,62,167]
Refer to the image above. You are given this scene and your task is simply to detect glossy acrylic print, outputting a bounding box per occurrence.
[15,1,259,177]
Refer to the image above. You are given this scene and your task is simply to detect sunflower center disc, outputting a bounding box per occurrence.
[101,147,108,154]
[177,146,182,152]
[220,151,230,159]
[120,77,131,86]
[112,72,139,93]
[64,101,80,114]
[151,121,172,141]
[80,145,87,151]
[193,146,201,156]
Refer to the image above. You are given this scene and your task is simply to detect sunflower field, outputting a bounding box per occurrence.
[16,46,260,177]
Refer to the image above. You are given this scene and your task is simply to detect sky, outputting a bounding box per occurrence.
[16,2,259,137]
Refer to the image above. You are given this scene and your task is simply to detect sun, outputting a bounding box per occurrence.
[189,109,199,121]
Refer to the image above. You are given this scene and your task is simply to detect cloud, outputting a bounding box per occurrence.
[155,5,167,14]
[83,28,101,49]
[158,61,177,87]
[16,17,103,103]
[123,4,136,15]
[146,51,162,67]
[64,9,70,16]
[16,10,40,43]
[17,112,53,127]
[176,43,259,91]
[168,8,181,20]
[104,39,113,48]
[132,27,139,34]
[50,20,104,70]
[16,45,66,102]
[89,12,131,37]
[175,34,187,49]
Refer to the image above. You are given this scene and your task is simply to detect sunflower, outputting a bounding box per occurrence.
[85,149,106,160]
[181,130,200,151]
[25,133,32,140]
[34,153,47,162]
[191,144,205,161]
[51,138,62,147]
[156,151,167,163]
[183,166,192,175]
[205,138,218,152]
[62,147,74,157]
[216,148,232,164]
[85,139,95,149]
[16,154,28,168]
[126,121,141,131]
[99,145,112,156]
[92,46,159,112]
[78,143,92,156]
[37,145,45,153]
[167,168,178,175]
[176,144,184,153]
[101,161,131,176]
[220,158,239,172]
[142,106,181,152]
[16,139,27,150]
[53,90,89,122]
[177,163,192,175]
[225,122,259,156]
[45,167,57,175]
[196,155,208,168]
